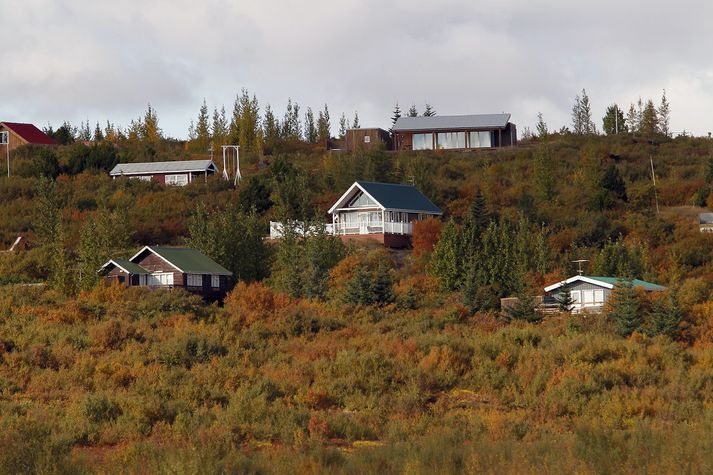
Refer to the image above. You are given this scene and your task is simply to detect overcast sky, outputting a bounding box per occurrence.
[3,0,713,139]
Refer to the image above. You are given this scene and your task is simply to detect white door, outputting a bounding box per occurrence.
[358,213,369,234]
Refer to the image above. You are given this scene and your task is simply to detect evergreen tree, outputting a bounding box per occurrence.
[658,90,671,138]
[572,89,596,134]
[93,122,104,142]
[195,99,211,152]
[533,143,556,201]
[536,112,548,140]
[407,104,418,117]
[646,292,682,338]
[640,99,659,137]
[143,103,161,143]
[390,103,402,131]
[600,164,628,202]
[305,107,317,143]
[602,104,627,135]
[352,111,360,129]
[263,104,280,145]
[555,283,575,312]
[461,188,489,257]
[229,94,242,144]
[507,290,542,323]
[211,106,228,146]
[609,281,642,337]
[423,103,436,117]
[626,103,639,134]
[317,104,331,143]
[636,98,644,131]
[282,98,301,140]
[338,113,347,138]
[571,93,583,134]
[238,90,261,155]
[429,219,462,291]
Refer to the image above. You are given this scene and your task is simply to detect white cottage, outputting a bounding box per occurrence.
[544,275,667,313]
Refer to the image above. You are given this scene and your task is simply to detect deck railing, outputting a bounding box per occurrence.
[270,220,413,239]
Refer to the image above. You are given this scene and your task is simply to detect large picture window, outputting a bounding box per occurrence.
[412,133,433,150]
[468,131,492,148]
[148,272,174,286]
[437,132,466,149]
[165,174,189,186]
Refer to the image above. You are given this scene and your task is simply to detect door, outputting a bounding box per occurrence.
[358,213,369,234]
[571,290,582,311]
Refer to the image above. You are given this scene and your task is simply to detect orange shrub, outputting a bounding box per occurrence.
[224,281,290,327]
[412,217,443,256]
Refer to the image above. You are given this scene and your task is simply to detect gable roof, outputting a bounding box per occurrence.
[98,259,150,275]
[544,275,667,293]
[328,181,442,215]
[0,122,57,145]
[110,160,218,176]
[129,246,232,275]
[392,114,511,132]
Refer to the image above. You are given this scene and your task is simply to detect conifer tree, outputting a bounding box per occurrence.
[609,281,642,337]
[536,112,548,140]
[407,104,418,117]
[317,104,331,143]
[143,103,161,143]
[555,283,575,312]
[229,94,242,144]
[602,104,627,135]
[238,90,261,155]
[195,99,211,152]
[93,122,104,142]
[507,290,542,323]
[263,104,280,145]
[658,89,671,137]
[211,106,228,146]
[352,111,360,129]
[423,103,436,117]
[391,103,402,130]
[429,219,462,291]
[461,188,489,257]
[640,99,659,137]
[646,292,682,338]
[338,113,347,138]
[305,107,317,143]
[533,143,556,201]
[626,103,638,134]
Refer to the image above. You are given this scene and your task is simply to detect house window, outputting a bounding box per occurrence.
[412,133,433,150]
[165,174,189,186]
[148,272,174,286]
[348,192,377,208]
[187,274,202,287]
[0,131,8,144]
[211,275,220,288]
[468,131,492,148]
[364,136,371,143]
[437,132,466,149]
[130,175,152,182]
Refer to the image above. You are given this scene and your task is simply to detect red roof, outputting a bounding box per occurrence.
[0,122,56,145]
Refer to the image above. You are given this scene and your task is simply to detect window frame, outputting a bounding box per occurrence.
[165,174,189,186]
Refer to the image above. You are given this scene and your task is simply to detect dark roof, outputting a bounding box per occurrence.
[1,122,56,145]
[98,259,150,275]
[356,181,442,214]
[137,246,232,275]
[392,114,511,132]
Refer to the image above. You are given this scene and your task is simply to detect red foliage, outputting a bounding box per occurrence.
[412,217,443,256]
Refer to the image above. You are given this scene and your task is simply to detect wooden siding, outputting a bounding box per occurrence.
[0,126,30,154]
[343,129,392,152]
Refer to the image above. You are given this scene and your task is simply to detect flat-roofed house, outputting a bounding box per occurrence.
[0,122,57,153]
[109,160,218,186]
[543,275,667,314]
[392,114,517,151]
[99,246,232,300]
[326,180,442,247]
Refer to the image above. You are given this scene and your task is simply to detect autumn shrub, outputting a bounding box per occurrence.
[224,281,290,328]
[412,217,442,256]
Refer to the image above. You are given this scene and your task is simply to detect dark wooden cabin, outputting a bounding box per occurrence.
[99,246,232,301]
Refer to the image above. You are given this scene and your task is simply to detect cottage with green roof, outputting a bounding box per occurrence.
[543,275,666,313]
[326,181,442,247]
[98,246,232,300]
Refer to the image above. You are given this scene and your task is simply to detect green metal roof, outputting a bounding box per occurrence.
[356,181,442,214]
[112,259,150,274]
[584,276,667,292]
[148,247,232,275]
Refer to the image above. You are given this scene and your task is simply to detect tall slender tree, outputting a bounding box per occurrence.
[640,99,659,137]
[390,103,402,131]
[407,104,418,117]
[195,99,211,152]
[305,107,317,143]
[211,106,228,147]
[536,112,548,140]
[352,111,360,129]
[658,89,671,137]
[338,113,347,138]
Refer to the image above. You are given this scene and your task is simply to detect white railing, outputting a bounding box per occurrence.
[271,220,413,238]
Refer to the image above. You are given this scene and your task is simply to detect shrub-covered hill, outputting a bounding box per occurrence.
[3,283,713,473]
[3,134,713,472]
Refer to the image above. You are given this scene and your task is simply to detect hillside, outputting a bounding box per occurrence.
[2,133,713,473]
